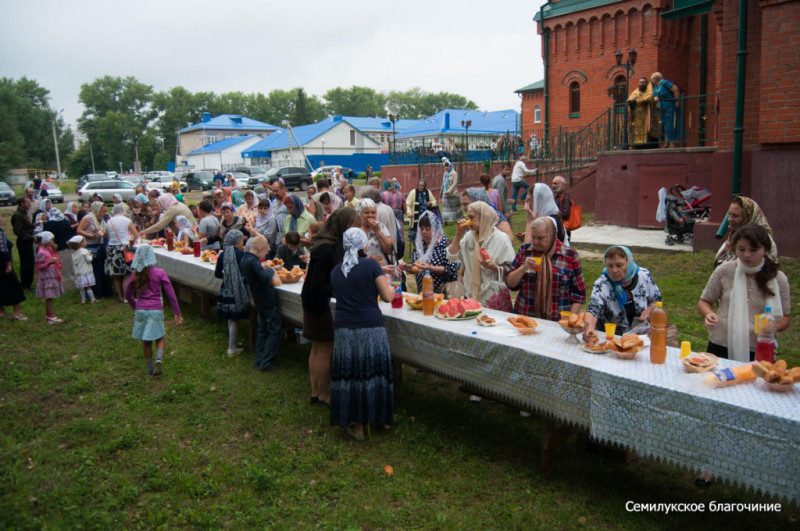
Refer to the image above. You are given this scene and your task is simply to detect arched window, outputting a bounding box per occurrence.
[614,75,627,104]
[534,105,541,123]
[569,82,580,115]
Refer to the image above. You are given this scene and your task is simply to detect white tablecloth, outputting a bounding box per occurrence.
[152,246,800,502]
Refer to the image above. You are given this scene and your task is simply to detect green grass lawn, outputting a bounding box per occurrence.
[1,207,798,528]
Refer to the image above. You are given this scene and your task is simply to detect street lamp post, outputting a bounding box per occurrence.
[461,120,472,161]
[388,114,399,164]
[50,108,63,179]
[613,49,637,150]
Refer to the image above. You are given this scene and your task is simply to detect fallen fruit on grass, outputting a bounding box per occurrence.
[383,465,393,476]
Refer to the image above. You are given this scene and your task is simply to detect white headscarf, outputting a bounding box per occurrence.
[531,183,559,218]
[414,210,444,265]
[37,231,54,244]
[48,204,66,222]
[355,198,375,216]
[727,258,783,362]
[341,227,367,278]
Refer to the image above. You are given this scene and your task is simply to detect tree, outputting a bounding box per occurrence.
[152,86,212,161]
[291,88,326,125]
[386,87,479,119]
[78,76,156,172]
[0,77,74,177]
[324,86,387,117]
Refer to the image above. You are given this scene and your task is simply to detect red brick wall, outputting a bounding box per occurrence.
[537,2,700,131]
[757,0,800,144]
[520,90,544,132]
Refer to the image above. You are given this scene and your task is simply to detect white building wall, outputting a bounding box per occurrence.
[184,136,263,171]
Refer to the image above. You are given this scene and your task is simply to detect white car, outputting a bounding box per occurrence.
[146,175,186,193]
[227,172,250,190]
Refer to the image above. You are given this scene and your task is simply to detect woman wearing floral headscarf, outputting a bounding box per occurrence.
[214,230,250,357]
[231,188,246,209]
[329,227,396,441]
[283,194,315,242]
[448,201,516,305]
[381,179,405,227]
[400,210,457,294]
[440,159,461,223]
[714,195,777,268]
[131,194,152,232]
[582,246,660,341]
[508,217,585,321]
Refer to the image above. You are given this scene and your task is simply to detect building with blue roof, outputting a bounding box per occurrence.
[183,135,263,171]
[392,109,520,162]
[177,113,279,165]
[241,116,383,169]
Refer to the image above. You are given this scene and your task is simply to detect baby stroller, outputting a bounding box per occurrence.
[658,184,712,245]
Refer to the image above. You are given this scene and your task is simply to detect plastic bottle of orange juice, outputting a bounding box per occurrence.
[422,271,435,316]
[650,302,667,364]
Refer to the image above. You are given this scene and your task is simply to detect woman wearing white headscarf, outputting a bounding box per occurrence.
[64,201,80,232]
[401,210,457,294]
[524,182,568,246]
[104,204,140,302]
[77,201,110,298]
[42,201,74,290]
[447,201,516,305]
[329,227,395,441]
[356,198,393,263]
[141,193,196,237]
[214,229,250,356]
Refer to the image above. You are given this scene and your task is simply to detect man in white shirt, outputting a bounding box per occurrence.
[511,155,537,212]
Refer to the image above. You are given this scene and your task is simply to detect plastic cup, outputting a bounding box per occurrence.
[560,311,571,319]
[604,323,617,341]
[680,341,692,359]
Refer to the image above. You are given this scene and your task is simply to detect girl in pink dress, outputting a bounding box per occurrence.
[34,231,65,324]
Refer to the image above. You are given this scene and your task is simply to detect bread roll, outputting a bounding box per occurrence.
[774,360,787,376]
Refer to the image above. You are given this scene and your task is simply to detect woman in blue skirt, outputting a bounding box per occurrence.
[329,228,395,441]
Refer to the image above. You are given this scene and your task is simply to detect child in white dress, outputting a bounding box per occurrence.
[68,235,96,304]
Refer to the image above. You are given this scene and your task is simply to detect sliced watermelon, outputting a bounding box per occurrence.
[446,302,462,318]
[461,297,482,317]
[436,302,449,317]
[209,254,219,264]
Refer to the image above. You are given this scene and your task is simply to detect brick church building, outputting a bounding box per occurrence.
[519,0,800,257]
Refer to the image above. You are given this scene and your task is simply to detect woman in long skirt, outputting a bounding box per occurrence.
[329,228,395,440]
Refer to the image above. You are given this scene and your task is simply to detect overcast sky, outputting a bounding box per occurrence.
[1,0,546,130]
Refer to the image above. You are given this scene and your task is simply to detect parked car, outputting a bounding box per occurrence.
[147,170,174,180]
[78,173,108,189]
[265,166,313,191]
[227,171,250,190]
[234,166,268,187]
[77,180,137,203]
[24,181,64,203]
[146,175,187,193]
[0,182,16,206]
[184,171,215,192]
[120,174,145,186]
[310,166,354,182]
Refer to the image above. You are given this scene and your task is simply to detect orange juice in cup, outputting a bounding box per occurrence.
[604,323,617,341]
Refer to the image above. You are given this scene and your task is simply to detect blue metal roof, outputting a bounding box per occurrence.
[332,115,423,133]
[178,114,279,133]
[187,135,259,155]
[394,109,520,139]
[241,117,382,158]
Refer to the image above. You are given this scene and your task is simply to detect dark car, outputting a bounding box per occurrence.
[265,166,313,191]
[0,182,16,206]
[234,166,268,187]
[184,171,215,192]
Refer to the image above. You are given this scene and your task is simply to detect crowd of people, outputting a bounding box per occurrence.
[0,163,791,442]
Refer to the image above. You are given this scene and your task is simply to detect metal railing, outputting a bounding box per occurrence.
[388,94,719,182]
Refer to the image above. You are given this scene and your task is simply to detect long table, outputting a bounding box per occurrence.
[152,247,800,503]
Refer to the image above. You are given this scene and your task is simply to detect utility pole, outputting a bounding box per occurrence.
[51,109,63,178]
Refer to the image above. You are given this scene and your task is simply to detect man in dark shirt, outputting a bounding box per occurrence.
[11,197,35,290]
